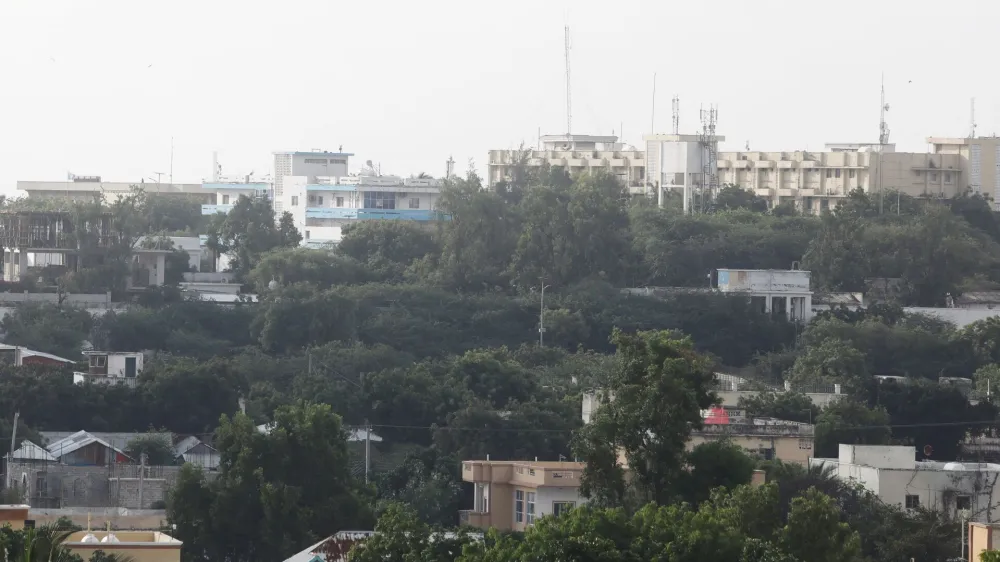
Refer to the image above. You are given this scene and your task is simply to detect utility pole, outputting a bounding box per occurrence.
[7,411,17,489]
[364,420,371,484]
[539,281,551,346]
[138,452,146,509]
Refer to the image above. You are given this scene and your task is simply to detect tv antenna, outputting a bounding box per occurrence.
[671,95,680,134]
[970,97,977,138]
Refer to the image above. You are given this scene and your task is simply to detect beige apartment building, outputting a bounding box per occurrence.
[929,136,1000,209]
[717,143,965,213]
[488,134,645,192]
[460,460,586,532]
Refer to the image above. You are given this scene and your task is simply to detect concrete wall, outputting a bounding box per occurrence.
[31,508,167,530]
[839,444,916,469]
[5,462,195,509]
[534,486,586,520]
[905,307,1000,328]
[690,433,812,465]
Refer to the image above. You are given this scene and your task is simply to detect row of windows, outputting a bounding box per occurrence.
[902,494,970,510]
[514,491,576,524]
[290,195,421,209]
[302,158,348,165]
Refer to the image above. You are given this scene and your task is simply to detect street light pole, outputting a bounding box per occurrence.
[539,281,551,346]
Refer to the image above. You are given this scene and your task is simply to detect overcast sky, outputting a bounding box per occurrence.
[1,0,997,194]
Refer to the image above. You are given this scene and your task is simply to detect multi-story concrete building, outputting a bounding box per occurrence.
[488,134,644,191]
[200,181,270,216]
[717,268,814,322]
[717,143,965,213]
[813,444,1000,523]
[929,136,1000,208]
[460,460,586,532]
[273,150,352,213]
[280,174,444,246]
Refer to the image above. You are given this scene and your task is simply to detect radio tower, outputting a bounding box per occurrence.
[699,105,719,213]
[877,74,890,214]
[970,98,977,138]
[564,25,572,136]
[671,96,680,134]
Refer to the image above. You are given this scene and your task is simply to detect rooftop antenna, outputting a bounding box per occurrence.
[564,25,572,136]
[698,104,719,214]
[671,95,679,135]
[970,97,977,138]
[445,155,455,179]
[878,73,890,214]
[650,73,656,134]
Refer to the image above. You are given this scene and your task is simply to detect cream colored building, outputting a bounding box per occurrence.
[65,530,182,562]
[929,136,1000,209]
[487,134,644,191]
[460,460,586,532]
[717,143,964,213]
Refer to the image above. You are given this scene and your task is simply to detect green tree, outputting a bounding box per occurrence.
[348,503,472,562]
[247,248,367,293]
[338,221,439,282]
[253,285,358,352]
[786,338,867,392]
[2,302,93,359]
[679,440,757,505]
[714,184,768,213]
[814,399,891,457]
[124,431,175,465]
[0,524,81,562]
[779,488,860,562]
[208,195,301,277]
[168,402,372,562]
[573,330,716,507]
[738,392,820,425]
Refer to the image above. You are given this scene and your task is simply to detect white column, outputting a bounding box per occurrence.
[17,251,28,282]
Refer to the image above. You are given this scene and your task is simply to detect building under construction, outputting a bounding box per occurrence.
[0,210,116,281]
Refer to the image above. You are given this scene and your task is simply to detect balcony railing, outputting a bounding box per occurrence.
[696,423,813,437]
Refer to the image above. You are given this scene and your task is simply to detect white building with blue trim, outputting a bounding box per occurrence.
[200,181,270,216]
[279,174,446,246]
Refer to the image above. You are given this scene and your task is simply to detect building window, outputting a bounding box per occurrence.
[957,495,972,511]
[849,169,856,179]
[757,448,775,460]
[305,231,310,240]
[336,197,344,207]
[222,195,230,204]
[90,355,107,368]
[303,158,328,164]
[825,169,832,178]
[931,173,938,182]
[317,196,323,205]
[291,196,299,207]
[945,172,952,183]
[363,191,396,210]
[35,475,47,497]
[308,195,316,204]
[553,501,576,516]
[409,198,420,209]
[514,490,524,523]
[526,492,536,524]
[905,494,920,509]
[835,169,842,178]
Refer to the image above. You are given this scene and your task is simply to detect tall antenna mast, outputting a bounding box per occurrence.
[970,97,977,138]
[698,105,719,214]
[564,25,572,135]
[671,95,680,135]
[650,73,656,134]
[878,74,890,214]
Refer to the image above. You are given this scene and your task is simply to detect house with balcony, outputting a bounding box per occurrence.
[460,460,586,532]
[280,175,447,246]
[200,181,271,216]
[73,351,143,386]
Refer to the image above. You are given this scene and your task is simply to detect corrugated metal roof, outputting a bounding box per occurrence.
[11,440,56,462]
[45,431,131,459]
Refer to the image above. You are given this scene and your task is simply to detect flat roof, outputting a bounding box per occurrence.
[274,151,355,157]
[644,134,727,142]
[17,180,204,194]
[463,460,585,469]
[540,134,619,143]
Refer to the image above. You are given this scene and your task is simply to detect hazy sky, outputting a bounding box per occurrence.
[1,0,998,194]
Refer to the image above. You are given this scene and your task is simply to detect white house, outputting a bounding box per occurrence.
[812,444,1000,522]
[279,175,445,246]
[717,268,813,322]
[73,351,143,386]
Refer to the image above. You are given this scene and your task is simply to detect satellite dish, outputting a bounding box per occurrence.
[923,444,934,458]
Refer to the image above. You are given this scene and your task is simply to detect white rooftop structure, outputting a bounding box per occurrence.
[46,431,129,459]
[717,268,813,322]
[812,444,1000,522]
